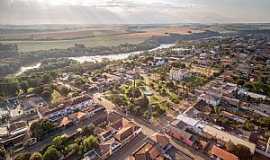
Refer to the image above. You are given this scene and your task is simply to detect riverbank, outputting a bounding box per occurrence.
[14,43,175,76]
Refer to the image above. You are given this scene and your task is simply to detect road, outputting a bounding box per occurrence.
[93,93,208,160]
[107,133,147,160]
[21,111,105,155]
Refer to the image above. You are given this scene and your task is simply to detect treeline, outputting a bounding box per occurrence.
[0,43,18,58]
[0,59,108,99]
[0,30,222,77]
[0,71,57,99]
[150,30,221,44]
[0,40,159,77]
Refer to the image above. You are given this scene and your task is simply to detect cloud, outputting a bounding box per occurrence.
[0,0,269,24]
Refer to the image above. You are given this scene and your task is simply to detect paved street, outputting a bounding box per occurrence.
[21,111,105,155]
[94,93,208,160]
[107,133,147,160]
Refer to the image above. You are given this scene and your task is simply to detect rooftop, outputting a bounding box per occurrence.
[177,114,200,127]
[210,145,239,160]
[203,125,256,154]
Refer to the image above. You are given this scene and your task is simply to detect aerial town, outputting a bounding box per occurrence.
[0,26,270,160]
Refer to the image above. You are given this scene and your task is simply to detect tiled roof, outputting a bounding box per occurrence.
[210,145,239,160]
[151,133,169,148]
[148,146,161,159]
[60,117,72,126]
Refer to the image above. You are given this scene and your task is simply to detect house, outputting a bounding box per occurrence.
[128,141,165,160]
[129,133,177,160]
[111,118,141,144]
[202,125,256,154]
[9,121,28,137]
[249,103,270,116]
[199,93,221,106]
[150,133,170,150]
[222,83,238,95]
[114,122,136,143]
[209,145,239,160]
[176,114,201,128]
[59,117,72,127]
[166,126,194,146]
[0,121,28,148]
[150,57,167,66]
[99,128,116,142]
[69,111,87,123]
[221,111,246,123]
[238,88,267,101]
[83,149,101,160]
[0,126,9,138]
[169,68,189,81]
[97,138,121,159]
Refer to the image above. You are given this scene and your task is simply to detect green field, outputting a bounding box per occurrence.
[0,35,146,52]
[0,25,197,52]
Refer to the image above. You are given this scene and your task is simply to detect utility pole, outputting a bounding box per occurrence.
[266,137,270,153]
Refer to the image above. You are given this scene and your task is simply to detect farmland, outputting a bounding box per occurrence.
[0,25,198,52]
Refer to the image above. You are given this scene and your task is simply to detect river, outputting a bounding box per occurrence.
[15,43,175,76]
[68,43,175,63]
[15,63,42,76]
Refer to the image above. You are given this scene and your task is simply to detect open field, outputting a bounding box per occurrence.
[0,35,147,52]
[0,25,198,52]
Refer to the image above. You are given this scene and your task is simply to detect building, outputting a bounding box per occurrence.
[166,126,194,146]
[203,125,256,154]
[209,145,239,160]
[199,93,221,106]
[150,57,167,66]
[176,114,201,128]
[97,138,121,159]
[128,133,189,160]
[112,118,141,144]
[238,88,267,101]
[169,68,190,81]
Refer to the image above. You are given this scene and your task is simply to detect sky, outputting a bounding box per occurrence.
[0,0,270,25]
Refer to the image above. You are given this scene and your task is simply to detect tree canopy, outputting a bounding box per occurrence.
[43,147,61,160]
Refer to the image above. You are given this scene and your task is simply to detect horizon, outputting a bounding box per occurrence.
[1,0,270,25]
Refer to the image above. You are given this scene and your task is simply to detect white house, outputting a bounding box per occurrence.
[169,68,189,81]
[199,93,221,106]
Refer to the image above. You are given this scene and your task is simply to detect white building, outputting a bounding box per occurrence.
[150,57,167,66]
[199,93,221,106]
[169,68,189,81]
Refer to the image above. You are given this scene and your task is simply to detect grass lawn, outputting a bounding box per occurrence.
[51,89,63,104]
[191,66,218,77]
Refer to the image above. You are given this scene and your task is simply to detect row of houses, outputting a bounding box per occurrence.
[128,132,193,160]
[83,112,142,160]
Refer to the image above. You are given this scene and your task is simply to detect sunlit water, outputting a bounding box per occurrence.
[16,43,175,75]
[69,43,175,63]
[15,63,41,76]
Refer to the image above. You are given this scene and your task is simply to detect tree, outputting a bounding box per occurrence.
[81,124,95,137]
[243,121,254,131]
[43,147,61,160]
[226,141,237,153]
[258,117,270,129]
[235,144,252,160]
[66,143,80,155]
[226,141,252,160]
[20,81,29,93]
[82,135,98,153]
[52,136,68,152]
[0,146,6,160]
[30,152,43,160]
[30,119,55,139]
